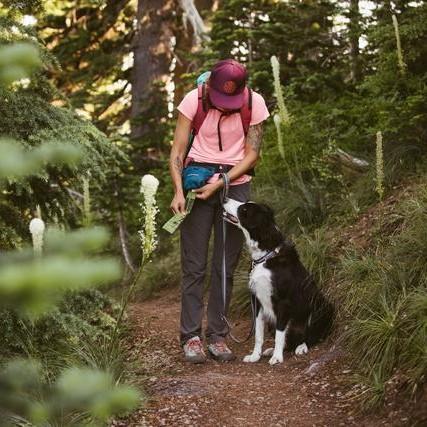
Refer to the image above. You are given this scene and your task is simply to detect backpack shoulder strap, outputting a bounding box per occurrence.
[240,87,253,136]
[192,83,209,136]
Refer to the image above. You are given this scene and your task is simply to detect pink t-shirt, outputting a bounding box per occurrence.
[177,88,270,185]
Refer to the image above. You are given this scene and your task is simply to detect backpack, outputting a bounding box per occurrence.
[184,71,253,161]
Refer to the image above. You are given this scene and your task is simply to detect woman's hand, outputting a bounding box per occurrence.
[194,181,222,200]
[170,192,186,214]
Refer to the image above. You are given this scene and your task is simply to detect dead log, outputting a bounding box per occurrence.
[179,0,210,45]
[326,148,369,173]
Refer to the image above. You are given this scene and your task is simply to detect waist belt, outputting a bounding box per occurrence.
[187,161,255,177]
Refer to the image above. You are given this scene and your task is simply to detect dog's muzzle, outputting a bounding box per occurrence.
[222,198,243,225]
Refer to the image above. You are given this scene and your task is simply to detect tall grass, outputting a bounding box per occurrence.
[339,182,427,408]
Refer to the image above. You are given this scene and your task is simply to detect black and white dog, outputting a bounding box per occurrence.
[223,199,334,365]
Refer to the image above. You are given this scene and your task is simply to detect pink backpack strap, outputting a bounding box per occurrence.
[240,87,253,136]
[192,83,209,135]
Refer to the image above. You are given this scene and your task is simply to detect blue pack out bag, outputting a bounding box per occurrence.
[196,71,211,85]
[182,165,215,191]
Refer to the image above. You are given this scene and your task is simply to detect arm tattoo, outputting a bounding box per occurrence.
[173,156,183,174]
[246,123,264,154]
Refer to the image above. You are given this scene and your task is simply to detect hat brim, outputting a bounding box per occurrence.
[209,86,245,110]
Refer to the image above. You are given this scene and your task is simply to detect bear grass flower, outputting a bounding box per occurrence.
[29,217,45,256]
[375,131,384,201]
[270,55,291,126]
[138,174,159,261]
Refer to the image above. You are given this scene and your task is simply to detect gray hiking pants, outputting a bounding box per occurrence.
[179,182,251,345]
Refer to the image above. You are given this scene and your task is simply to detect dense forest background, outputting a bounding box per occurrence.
[0,0,426,425]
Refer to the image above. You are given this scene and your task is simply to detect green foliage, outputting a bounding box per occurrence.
[0,16,124,245]
[334,182,427,407]
[0,360,140,426]
[205,0,344,100]
[0,138,82,180]
[0,227,121,318]
[0,39,140,425]
[0,42,41,85]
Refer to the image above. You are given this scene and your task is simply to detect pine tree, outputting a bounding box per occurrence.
[0,2,121,247]
[205,0,344,102]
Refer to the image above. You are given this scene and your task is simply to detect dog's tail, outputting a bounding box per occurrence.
[306,293,335,347]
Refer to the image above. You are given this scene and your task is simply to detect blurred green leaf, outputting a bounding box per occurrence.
[0,138,83,180]
[0,42,41,85]
[56,367,140,420]
[45,227,111,256]
[0,256,122,317]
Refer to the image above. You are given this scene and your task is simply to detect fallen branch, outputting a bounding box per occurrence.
[65,188,84,200]
[327,148,369,172]
[179,0,210,45]
[118,211,136,273]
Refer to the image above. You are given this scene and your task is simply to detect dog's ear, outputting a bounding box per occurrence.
[259,204,275,221]
[252,203,275,228]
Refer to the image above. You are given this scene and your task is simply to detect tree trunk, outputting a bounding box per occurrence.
[130,0,175,141]
[173,0,214,105]
[349,0,361,83]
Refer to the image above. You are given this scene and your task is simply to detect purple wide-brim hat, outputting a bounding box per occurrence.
[208,59,248,110]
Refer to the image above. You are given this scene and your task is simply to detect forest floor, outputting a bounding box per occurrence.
[116,289,416,427]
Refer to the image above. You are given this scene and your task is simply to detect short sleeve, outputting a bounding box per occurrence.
[250,91,270,125]
[177,88,198,121]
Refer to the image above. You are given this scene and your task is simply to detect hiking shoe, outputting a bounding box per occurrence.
[183,336,207,364]
[207,341,236,362]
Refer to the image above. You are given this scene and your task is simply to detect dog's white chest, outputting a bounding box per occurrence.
[250,263,276,322]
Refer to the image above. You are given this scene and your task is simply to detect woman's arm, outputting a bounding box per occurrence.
[169,112,192,213]
[194,122,264,200]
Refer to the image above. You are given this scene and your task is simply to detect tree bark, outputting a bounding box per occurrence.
[349,0,361,83]
[173,0,214,105]
[130,0,175,141]
[179,0,210,45]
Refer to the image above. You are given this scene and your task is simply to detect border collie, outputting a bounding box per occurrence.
[223,199,334,365]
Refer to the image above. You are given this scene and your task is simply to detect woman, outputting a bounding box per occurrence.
[169,59,269,363]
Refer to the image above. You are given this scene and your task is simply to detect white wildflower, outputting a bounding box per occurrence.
[271,55,291,125]
[140,174,159,197]
[139,174,159,261]
[375,131,384,200]
[29,217,45,256]
[392,15,406,75]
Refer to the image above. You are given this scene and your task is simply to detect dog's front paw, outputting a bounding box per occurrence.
[243,353,261,363]
[268,354,283,365]
[295,343,308,356]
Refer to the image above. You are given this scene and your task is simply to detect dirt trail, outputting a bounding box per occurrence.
[122,290,409,427]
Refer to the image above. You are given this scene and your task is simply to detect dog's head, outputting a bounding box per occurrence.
[223,199,273,229]
[223,199,281,251]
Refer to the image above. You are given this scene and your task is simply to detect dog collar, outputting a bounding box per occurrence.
[251,243,283,269]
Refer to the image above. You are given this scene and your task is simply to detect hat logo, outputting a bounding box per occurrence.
[223,80,236,94]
